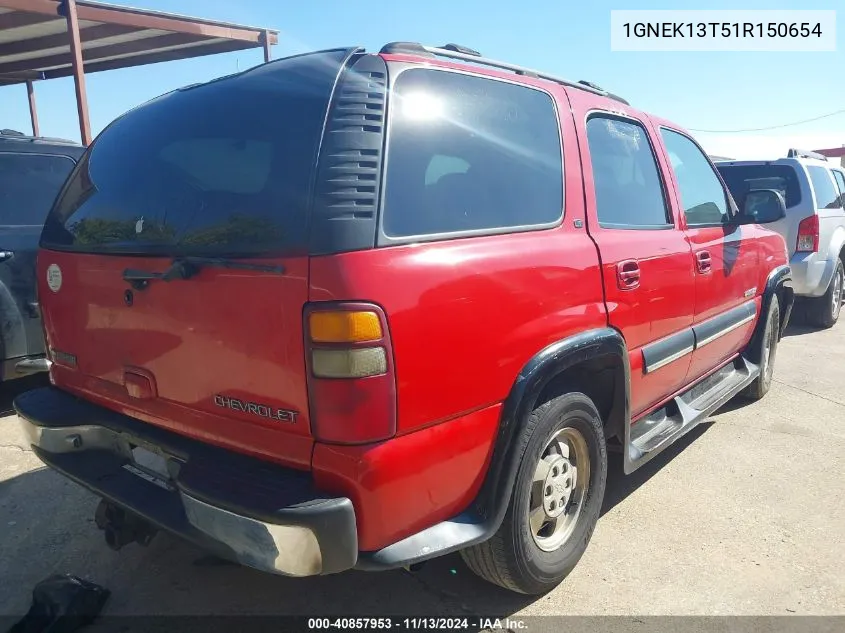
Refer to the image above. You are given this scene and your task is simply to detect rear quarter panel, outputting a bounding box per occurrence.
[308,229,606,434]
[309,83,607,550]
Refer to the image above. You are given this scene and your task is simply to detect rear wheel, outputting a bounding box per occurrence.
[460,392,606,594]
[743,295,779,401]
[806,259,844,329]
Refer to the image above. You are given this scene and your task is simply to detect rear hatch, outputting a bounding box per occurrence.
[717,162,803,255]
[37,49,355,468]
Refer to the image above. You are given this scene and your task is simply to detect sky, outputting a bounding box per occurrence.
[2,0,844,160]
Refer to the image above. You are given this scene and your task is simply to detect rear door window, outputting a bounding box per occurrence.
[42,49,350,255]
[807,166,842,209]
[0,153,75,225]
[586,116,670,228]
[381,69,562,240]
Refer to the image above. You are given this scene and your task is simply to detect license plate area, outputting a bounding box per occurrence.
[122,443,176,490]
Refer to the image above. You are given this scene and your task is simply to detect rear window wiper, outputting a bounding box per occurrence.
[123,256,285,290]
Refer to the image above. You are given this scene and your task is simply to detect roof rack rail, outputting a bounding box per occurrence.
[0,129,80,145]
[787,148,828,161]
[378,42,630,105]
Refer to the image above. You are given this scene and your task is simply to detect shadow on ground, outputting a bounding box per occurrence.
[0,373,48,415]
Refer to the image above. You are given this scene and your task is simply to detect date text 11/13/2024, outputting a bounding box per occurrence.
[307,617,528,631]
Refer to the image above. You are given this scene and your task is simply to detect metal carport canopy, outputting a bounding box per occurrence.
[0,0,278,144]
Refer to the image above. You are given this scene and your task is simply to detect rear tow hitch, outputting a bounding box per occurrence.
[94,500,157,551]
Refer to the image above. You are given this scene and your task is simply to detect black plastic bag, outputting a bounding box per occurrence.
[7,575,110,633]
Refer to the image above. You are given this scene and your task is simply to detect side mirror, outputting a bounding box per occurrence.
[738,189,787,224]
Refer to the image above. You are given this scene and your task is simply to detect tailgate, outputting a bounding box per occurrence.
[38,251,312,467]
[35,49,358,468]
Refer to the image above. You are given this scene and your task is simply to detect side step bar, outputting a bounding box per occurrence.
[623,356,759,474]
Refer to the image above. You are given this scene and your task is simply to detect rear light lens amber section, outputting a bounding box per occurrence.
[305,304,396,444]
[309,311,382,343]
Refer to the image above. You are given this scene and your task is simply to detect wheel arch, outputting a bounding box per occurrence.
[819,225,845,290]
[751,265,793,351]
[471,328,629,525]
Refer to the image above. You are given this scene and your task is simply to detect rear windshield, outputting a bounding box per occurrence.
[716,164,801,209]
[0,153,75,226]
[42,49,349,255]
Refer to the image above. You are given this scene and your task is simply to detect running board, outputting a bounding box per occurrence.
[623,356,759,474]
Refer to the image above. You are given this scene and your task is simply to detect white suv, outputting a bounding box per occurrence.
[717,150,845,328]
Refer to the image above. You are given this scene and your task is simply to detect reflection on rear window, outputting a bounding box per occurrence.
[0,153,75,226]
[716,164,801,209]
[42,49,349,255]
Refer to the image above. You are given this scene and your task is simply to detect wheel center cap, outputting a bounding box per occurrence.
[542,455,573,518]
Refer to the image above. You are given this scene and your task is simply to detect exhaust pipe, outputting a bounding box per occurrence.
[95,500,157,551]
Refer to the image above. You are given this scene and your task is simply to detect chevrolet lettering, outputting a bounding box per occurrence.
[214,395,299,424]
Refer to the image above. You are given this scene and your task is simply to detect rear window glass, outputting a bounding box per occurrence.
[587,117,669,227]
[381,69,562,239]
[807,166,842,209]
[716,164,801,209]
[0,153,75,225]
[42,49,349,255]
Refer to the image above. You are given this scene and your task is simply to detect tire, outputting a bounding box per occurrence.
[460,392,607,594]
[806,259,844,329]
[742,295,780,401]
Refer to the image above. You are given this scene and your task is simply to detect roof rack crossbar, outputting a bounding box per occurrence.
[379,42,629,105]
[787,148,828,161]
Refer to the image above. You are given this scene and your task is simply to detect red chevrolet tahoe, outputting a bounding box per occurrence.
[16,43,793,595]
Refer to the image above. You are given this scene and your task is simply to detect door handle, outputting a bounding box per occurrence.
[616,259,640,290]
[695,250,712,274]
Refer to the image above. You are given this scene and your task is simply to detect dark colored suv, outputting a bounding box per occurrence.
[15,44,793,594]
[0,129,83,381]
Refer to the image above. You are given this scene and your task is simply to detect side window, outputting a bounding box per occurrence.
[382,69,563,239]
[833,171,845,209]
[660,128,730,226]
[0,153,76,225]
[808,166,842,209]
[585,116,670,228]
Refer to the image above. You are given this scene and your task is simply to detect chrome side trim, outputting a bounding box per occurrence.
[646,345,695,373]
[696,313,755,348]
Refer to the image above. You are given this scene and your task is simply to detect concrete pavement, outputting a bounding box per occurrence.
[1,320,843,617]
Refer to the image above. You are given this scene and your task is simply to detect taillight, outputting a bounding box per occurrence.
[305,303,396,444]
[796,215,819,253]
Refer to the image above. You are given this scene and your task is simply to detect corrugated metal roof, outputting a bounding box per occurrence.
[0,0,277,86]
[813,146,845,158]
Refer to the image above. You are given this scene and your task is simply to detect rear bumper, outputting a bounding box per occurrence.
[1,355,49,381]
[14,387,358,577]
[789,252,833,297]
